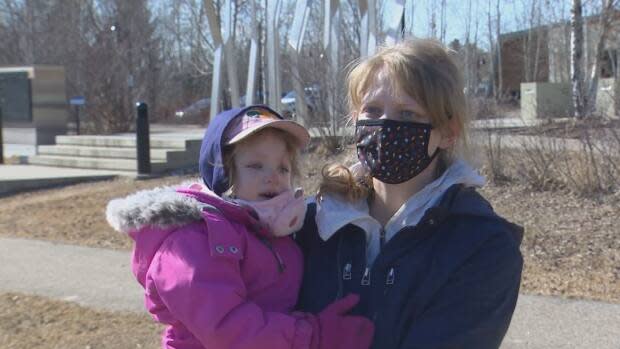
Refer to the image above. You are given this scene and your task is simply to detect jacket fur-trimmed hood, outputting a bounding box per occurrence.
[106,183,207,235]
[106,182,265,291]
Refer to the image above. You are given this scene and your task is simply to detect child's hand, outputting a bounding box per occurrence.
[271,188,306,237]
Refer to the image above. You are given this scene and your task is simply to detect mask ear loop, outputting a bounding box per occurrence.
[428,146,441,161]
[421,120,440,161]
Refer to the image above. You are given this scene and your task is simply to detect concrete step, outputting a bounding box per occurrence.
[55,135,202,149]
[37,145,186,161]
[28,155,169,172]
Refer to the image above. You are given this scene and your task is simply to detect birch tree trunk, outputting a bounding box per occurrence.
[532,0,543,82]
[585,0,615,116]
[496,0,503,98]
[440,0,447,43]
[571,0,585,118]
[464,0,472,94]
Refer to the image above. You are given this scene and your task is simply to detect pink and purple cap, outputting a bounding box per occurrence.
[223,106,310,147]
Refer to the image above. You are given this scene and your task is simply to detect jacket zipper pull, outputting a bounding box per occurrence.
[361,267,371,286]
[274,250,286,273]
[260,238,286,273]
[386,268,395,285]
[343,263,352,280]
[373,268,396,323]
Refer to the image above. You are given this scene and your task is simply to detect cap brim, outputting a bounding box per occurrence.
[226,120,311,148]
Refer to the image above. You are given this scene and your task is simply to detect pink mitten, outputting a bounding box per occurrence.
[313,294,375,349]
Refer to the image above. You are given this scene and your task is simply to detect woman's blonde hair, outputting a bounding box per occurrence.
[319,38,470,202]
[223,128,301,196]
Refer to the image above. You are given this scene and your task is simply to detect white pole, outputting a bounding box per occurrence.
[384,0,406,45]
[210,46,223,118]
[288,0,310,122]
[358,0,369,58]
[266,0,281,109]
[205,0,223,117]
[221,0,240,107]
[245,0,259,107]
[368,0,377,55]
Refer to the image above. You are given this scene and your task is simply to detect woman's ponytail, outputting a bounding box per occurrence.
[317,163,372,202]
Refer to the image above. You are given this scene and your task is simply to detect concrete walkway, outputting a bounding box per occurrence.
[0,237,143,312]
[0,165,130,196]
[1,237,619,348]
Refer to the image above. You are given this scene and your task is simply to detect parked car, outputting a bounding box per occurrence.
[280,87,320,117]
[175,98,211,123]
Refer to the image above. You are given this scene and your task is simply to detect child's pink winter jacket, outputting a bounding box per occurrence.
[106,185,313,349]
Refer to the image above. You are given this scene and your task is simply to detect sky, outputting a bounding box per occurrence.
[149,0,580,51]
[393,0,574,49]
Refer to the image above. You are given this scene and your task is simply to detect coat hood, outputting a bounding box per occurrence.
[315,159,521,265]
[106,184,203,235]
[316,158,486,241]
[106,182,260,236]
[106,182,263,286]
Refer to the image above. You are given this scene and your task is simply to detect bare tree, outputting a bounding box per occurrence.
[570,0,618,118]
[571,0,586,118]
[487,0,501,98]
[439,0,447,43]
[428,0,437,38]
[584,0,618,116]
[522,0,545,82]
[495,0,502,98]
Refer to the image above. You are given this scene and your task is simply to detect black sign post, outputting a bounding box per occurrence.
[69,96,85,135]
[0,105,4,165]
[74,105,80,135]
[136,102,151,176]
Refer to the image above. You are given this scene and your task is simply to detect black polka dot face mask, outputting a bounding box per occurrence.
[356,118,439,184]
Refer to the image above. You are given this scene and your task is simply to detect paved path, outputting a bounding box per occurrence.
[0,165,128,196]
[0,237,143,312]
[1,237,619,348]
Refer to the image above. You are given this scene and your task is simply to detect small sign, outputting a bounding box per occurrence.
[70,96,86,106]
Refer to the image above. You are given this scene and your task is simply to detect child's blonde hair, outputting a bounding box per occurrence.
[319,38,470,202]
[223,128,301,196]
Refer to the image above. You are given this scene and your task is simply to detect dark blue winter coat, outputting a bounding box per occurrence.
[295,184,523,349]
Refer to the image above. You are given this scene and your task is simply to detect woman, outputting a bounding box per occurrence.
[294,39,523,349]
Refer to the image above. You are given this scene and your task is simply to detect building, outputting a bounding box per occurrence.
[498,11,620,99]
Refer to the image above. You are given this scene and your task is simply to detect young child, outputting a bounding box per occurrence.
[106,105,374,349]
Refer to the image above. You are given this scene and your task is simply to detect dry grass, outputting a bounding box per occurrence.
[480,183,620,303]
[479,122,620,196]
[0,175,196,250]
[0,292,161,349]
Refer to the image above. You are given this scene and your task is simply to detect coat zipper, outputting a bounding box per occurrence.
[259,238,285,273]
[380,227,386,250]
[336,234,345,299]
[371,266,396,322]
